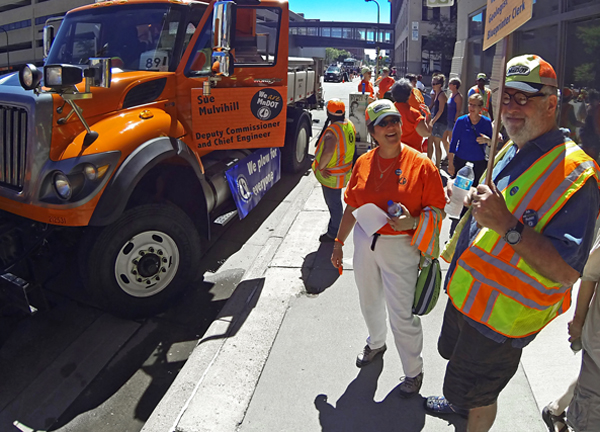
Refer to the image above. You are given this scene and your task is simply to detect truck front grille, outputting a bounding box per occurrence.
[0,105,27,191]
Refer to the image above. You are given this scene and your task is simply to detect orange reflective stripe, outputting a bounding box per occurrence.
[411,206,443,258]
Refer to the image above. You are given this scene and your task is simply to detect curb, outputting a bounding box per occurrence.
[142,163,319,432]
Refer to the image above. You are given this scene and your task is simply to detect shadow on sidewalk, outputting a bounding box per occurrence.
[302,242,341,295]
[314,358,467,432]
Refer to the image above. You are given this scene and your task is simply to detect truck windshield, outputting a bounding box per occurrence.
[46,3,206,72]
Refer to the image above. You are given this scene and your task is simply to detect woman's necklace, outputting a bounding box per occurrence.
[374,149,401,190]
[376,153,396,179]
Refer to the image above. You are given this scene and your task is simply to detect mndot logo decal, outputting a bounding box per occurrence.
[251,88,283,121]
[237,175,252,202]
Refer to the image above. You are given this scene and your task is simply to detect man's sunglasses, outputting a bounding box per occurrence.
[377,117,401,128]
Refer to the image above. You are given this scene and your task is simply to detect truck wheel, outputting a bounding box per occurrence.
[282,117,310,173]
[83,203,201,318]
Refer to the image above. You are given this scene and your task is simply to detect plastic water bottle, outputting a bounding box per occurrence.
[445,162,475,218]
[362,82,366,94]
[387,200,403,217]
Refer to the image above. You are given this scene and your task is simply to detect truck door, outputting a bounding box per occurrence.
[178,2,289,155]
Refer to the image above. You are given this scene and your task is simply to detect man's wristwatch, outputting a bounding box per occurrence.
[503,220,524,246]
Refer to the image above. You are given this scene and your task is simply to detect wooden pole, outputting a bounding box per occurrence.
[485,36,510,186]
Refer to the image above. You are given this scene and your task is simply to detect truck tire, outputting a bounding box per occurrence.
[282,116,310,173]
[83,203,201,318]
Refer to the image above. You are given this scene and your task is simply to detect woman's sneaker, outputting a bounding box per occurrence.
[398,372,423,398]
[356,344,387,368]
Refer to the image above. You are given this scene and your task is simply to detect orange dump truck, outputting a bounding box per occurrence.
[0,0,321,317]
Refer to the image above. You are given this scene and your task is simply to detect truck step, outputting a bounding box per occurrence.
[0,273,42,315]
[213,210,238,226]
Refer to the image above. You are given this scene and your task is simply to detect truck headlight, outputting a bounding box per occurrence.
[53,172,72,200]
[19,64,42,91]
[44,65,83,87]
[83,164,98,181]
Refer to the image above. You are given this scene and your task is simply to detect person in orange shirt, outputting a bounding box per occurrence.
[375,67,395,100]
[391,79,431,152]
[358,67,376,102]
[330,99,446,399]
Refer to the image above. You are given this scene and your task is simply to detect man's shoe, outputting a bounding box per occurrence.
[356,344,387,368]
[398,372,423,398]
[319,233,335,243]
[542,405,569,432]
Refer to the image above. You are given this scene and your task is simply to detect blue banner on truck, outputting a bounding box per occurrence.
[225,148,281,219]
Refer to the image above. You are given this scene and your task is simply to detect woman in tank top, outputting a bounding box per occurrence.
[443,78,463,165]
[429,74,447,169]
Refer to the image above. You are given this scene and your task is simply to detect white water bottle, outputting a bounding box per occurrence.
[387,200,403,217]
[446,162,475,218]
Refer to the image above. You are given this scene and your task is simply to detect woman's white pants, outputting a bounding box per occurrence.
[353,223,423,378]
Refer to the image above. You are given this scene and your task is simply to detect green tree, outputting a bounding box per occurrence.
[573,24,600,88]
[423,15,456,75]
[325,48,352,65]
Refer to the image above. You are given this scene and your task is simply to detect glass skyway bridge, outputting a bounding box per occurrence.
[289,21,394,50]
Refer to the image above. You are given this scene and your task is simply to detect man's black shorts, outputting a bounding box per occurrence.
[438,299,523,410]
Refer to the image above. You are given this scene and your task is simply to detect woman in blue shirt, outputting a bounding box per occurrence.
[448,93,493,180]
[447,93,493,236]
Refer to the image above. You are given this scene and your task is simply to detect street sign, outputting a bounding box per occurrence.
[426,0,454,6]
[483,0,533,50]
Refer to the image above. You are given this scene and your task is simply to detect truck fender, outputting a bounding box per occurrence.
[89,137,208,228]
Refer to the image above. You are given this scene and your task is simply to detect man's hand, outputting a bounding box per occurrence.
[320,168,332,178]
[387,204,417,231]
[470,183,517,234]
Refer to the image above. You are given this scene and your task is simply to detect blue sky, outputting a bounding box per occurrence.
[288,0,391,24]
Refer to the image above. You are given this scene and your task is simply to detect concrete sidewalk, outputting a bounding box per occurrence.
[144,172,583,432]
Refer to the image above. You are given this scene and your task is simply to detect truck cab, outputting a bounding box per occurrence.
[0,0,318,317]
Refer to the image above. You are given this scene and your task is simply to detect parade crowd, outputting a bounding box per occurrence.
[313,55,600,432]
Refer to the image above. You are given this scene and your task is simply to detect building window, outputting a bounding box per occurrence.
[568,0,598,11]
[532,0,559,19]
[422,0,434,21]
[321,27,330,37]
[468,11,485,38]
[515,25,559,70]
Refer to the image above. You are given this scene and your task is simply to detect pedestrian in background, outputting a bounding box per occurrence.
[376,67,395,101]
[330,100,445,398]
[468,73,494,120]
[446,93,493,236]
[312,99,356,243]
[425,54,600,432]
[443,77,463,158]
[391,79,431,152]
[358,67,375,102]
[429,74,448,169]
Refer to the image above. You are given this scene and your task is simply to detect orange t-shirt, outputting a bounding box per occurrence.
[377,76,395,98]
[409,87,425,110]
[395,102,425,152]
[345,146,446,236]
[358,80,374,97]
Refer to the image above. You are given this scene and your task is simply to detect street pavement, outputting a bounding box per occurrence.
[143,80,584,432]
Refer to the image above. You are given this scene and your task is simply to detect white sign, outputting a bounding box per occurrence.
[139,50,170,72]
[412,30,419,41]
[412,22,419,31]
[426,0,455,6]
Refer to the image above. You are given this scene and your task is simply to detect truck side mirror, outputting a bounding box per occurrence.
[43,25,55,58]
[88,58,111,89]
[211,0,235,77]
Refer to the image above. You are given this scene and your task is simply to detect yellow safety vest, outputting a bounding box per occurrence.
[312,120,356,189]
[447,139,600,338]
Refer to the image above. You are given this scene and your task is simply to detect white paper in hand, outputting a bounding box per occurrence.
[353,203,389,237]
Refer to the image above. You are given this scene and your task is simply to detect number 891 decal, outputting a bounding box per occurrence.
[139,50,170,72]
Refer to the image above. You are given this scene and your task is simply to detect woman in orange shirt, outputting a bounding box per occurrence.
[330,100,446,398]
[391,79,431,152]
[358,67,376,102]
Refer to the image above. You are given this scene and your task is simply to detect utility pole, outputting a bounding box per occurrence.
[365,0,380,77]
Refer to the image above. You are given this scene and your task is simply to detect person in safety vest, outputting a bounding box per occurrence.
[425,54,600,432]
[330,99,446,398]
[312,99,356,243]
[468,73,494,121]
